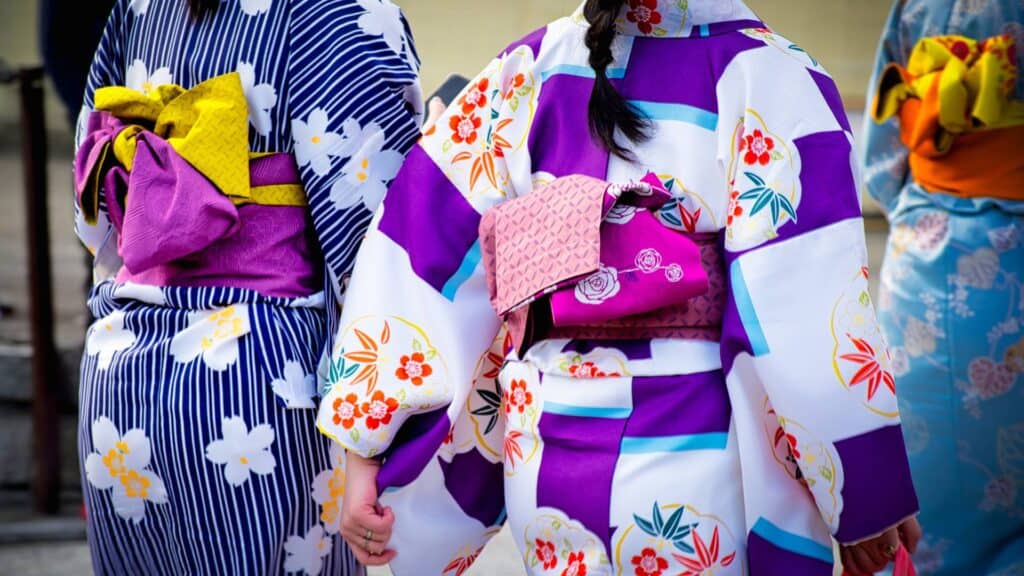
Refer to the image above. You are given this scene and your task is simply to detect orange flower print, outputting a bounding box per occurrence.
[361,390,399,431]
[458,78,490,115]
[740,129,775,165]
[672,526,737,575]
[450,114,482,145]
[840,334,896,401]
[562,551,587,576]
[503,379,533,414]
[535,538,558,570]
[631,547,669,576]
[332,393,362,430]
[502,73,526,100]
[568,361,620,379]
[626,0,662,35]
[396,352,433,386]
[726,187,744,226]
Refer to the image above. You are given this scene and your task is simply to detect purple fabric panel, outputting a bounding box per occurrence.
[747,530,833,576]
[808,69,852,134]
[624,371,731,438]
[619,38,718,112]
[528,74,610,179]
[718,266,754,377]
[561,339,653,361]
[704,20,766,36]
[833,424,919,544]
[117,203,320,297]
[249,153,301,187]
[376,408,452,492]
[502,25,547,57]
[378,146,482,294]
[537,411,627,556]
[438,450,506,527]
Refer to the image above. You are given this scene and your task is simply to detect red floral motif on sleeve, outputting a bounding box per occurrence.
[631,547,669,576]
[568,361,621,379]
[740,129,775,165]
[502,73,526,100]
[396,352,433,386]
[534,538,558,570]
[458,78,490,115]
[360,390,399,430]
[450,114,482,145]
[626,0,663,35]
[503,379,533,414]
[331,393,363,430]
[562,551,588,576]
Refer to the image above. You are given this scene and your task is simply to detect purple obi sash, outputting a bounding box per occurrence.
[480,173,726,353]
[75,110,320,298]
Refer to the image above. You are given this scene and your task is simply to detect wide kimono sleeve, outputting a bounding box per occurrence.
[316,43,539,470]
[715,38,918,549]
[74,0,127,282]
[285,0,423,340]
[861,0,911,215]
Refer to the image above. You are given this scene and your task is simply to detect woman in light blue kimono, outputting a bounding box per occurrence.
[863,1,1024,574]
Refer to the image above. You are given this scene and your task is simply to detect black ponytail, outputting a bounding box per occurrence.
[185,0,219,20]
[583,0,650,159]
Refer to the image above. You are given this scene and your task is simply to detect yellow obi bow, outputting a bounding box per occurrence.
[93,72,305,207]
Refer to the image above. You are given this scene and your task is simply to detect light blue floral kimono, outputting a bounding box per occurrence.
[863,1,1024,574]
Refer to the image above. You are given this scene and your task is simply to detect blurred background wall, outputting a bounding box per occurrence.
[0,0,895,134]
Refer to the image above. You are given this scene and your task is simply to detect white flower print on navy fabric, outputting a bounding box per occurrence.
[237,61,277,137]
[239,0,271,16]
[129,0,150,17]
[126,60,173,96]
[329,122,403,211]
[205,417,277,487]
[271,361,317,409]
[284,525,333,575]
[84,417,168,524]
[356,0,406,57]
[169,305,250,371]
[311,444,347,535]
[86,311,137,371]
[293,109,348,177]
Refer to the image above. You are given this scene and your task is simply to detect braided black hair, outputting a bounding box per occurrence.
[583,0,651,159]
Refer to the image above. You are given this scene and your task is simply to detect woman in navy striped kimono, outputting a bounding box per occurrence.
[73,0,422,573]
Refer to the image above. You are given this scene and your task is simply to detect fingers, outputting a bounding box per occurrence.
[840,547,871,576]
[899,517,922,555]
[844,545,879,575]
[348,538,396,567]
[423,97,446,133]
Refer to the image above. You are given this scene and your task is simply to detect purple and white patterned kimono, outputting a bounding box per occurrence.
[317,1,919,574]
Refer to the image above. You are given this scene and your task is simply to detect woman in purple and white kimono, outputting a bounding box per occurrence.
[317,1,922,574]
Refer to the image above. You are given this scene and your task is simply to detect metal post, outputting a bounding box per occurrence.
[17,66,60,515]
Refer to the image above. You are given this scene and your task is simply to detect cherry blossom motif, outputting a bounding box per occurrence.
[293,109,346,177]
[331,394,363,430]
[360,390,399,430]
[458,78,490,115]
[839,334,897,401]
[631,547,669,576]
[169,305,250,371]
[126,60,173,96]
[86,311,137,371]
[625,0,663,35]
[83,417,168,523]
[672,526,738,575]
[503,379,533,414]
[502,73,526,100]
[535,539,558,570]
[311,443,347,534]
[356,0,406,57]
[396,352,434,386]
[568,360,621,379]
[740,129,775,165]
[270,360,317,409]
[129,0,150,17]
[330,122,404,211]
[283,525,332,575]
[450,114,483,145]
[239,0,272,17]
[237,61,277,136]
[205,417,277,487]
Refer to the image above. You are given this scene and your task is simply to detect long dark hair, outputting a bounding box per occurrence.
[583,0,650,159]
[186,0,219,20]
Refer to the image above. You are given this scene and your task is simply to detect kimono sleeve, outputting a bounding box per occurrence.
[286,0,423,304]
[717,42,918,546]
[861,0,911,215]
[74,0,126,279]
[316,44,538,467]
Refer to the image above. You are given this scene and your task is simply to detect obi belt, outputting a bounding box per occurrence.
[74,72,319,298]
[872,34,1024,201]
[480,173,726,354]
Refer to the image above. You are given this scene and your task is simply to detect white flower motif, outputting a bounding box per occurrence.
[169,305,250,371]
[239,0,271,16]
[311,444,347,534]
[665,263,684,283]
[129,0,150,17]
[126,60,173,96]
[205,417,277,487]
[356,0,406,56]
[237,62,277,137]
[284,525,333,575]
[957,248,1000,289]
[86,311,137,371]
[84,417,168,523]
[292,110,348,177]
[575,265,621,305]
[271,361,317,409]
[329,123,403,211]
[634,248,663,273]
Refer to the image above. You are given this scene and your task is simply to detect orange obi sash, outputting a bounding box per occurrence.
[872,34,1024,201]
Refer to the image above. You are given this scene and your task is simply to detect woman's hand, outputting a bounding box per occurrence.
[840,517,922,575]
[341,452,397,566]
[423,96,445,134]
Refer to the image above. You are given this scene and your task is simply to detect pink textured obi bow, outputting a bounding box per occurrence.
[74,111,320,298]
[480,173,725,353]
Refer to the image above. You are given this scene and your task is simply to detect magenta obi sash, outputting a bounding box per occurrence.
[74,90,320,298]
[480,173,725,353]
